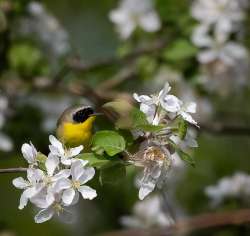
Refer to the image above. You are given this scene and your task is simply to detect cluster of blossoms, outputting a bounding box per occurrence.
[131,83,198,200]
[109,0,161,39]
[205,172,250,206]
[191,0,249,94]
[191,0,248,65]
[0,94,13,152]
[19,1,70,58]
[13,135,96,223]
[120,195,173,228]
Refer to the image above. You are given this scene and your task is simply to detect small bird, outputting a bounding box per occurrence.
[56,105,101,148]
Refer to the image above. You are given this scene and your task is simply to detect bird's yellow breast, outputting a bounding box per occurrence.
[57,116,95,147]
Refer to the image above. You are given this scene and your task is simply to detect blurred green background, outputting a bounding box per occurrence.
[1,0,250,235]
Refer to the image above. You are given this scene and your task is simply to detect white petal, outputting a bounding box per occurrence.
[23,186,39,199]
[52,169,71,182]
[53,178,71,193]
[62,188,76,205]
[30,188,53,209]
[68,145,83,157]
[49,135,64,156]
[27,168,44,183]
[71,191,80,205]
[13,177,29,189]
[71,160,84,181]
[159,83,171,99]
[78,185,97,200]
[133,94,152,104]
[140,103,156,124]
[21,143,37,164]
[180,111,198,126]
[138,11,161,32]
[35,208,54,223]
[61,157,72,166]
[160,95,181,113]
[18,192,29,210]
[45,155,59,176]
[139,181,156,200]
[78,167,95,184]
[169,135,181,145]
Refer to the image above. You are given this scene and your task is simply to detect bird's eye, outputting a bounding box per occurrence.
[73,107,94,123]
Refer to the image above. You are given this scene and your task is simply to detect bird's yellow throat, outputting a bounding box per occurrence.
[57,116,96,147]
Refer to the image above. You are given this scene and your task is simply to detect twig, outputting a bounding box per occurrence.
[0,168,27,174]
[102,208,250,236]
[67,38,167,73]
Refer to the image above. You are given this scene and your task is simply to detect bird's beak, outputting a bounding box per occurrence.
[90,113,103,117]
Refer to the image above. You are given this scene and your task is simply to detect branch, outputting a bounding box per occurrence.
[67,38,167,73]
[0,168,27,174]
[103,208,250,236]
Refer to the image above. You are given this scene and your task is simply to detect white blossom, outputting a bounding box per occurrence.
[49,135,83,166]
[132,84,198,200]
[13,168,44,209]
[13,135,97,223]
[109,0,161,39]
[192,24,248,66]
[133,146,172,200]
[205,172,250,206]
[54,160,97,205]
[121,195,173,228]
[178,102,198,126]
[21,142,38,166]
[19,1,70,58]
[32,189,73,224]
[191,0,245,35]
[134,83,197,126]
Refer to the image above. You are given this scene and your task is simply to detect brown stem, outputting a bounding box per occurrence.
[0,168,27,174]
[102,208,250,236]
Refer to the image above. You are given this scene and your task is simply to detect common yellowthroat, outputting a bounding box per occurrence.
[56,105,100,148]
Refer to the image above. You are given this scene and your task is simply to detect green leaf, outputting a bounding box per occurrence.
[177,149,195,167]
[131,108,148,127]
[178,120,188,140]
[163,39,198,61]
[92,131,126,156]
[77,153,111,169]
[169,141,195,167]
[136,124,165,132]
[99,163,126,185]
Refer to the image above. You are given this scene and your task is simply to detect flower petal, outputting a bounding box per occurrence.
[45,155,59,176]
[139,177,156,200]
[62,188,76,205]
[27,168,44,184]
[180,111,198,126]
[78,167,95,184]
[35,207,54,223]
[21,143,37,164]
[78,185,97,200]
[160,95,181,113]
[52,169,71,182]
[18,191,29,210]
[68,145,83,158]
[49,135,64,156]
[53,178,71,193]
[13,177,29,189]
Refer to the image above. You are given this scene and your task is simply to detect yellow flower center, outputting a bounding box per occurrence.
[72,180,81,189]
